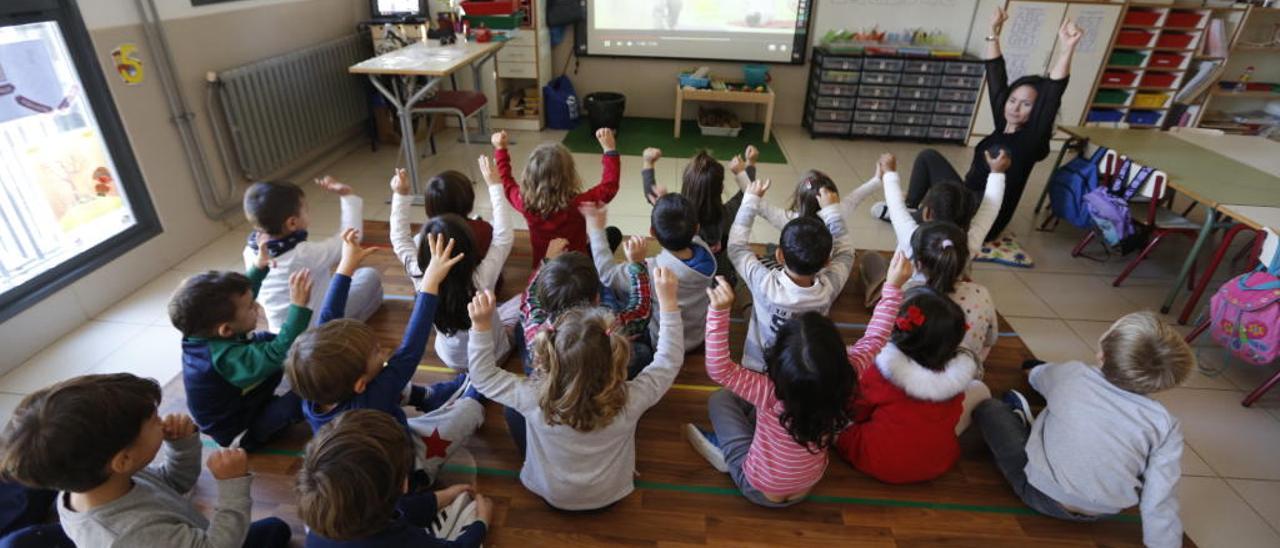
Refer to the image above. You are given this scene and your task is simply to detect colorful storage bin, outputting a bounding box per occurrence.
[1132,92,1170,108]
[1126,110,1162,125]
[1140,73,1177,88]
[1109,51,1147,67]
[1117,30,1155,47]
[1095,89,1131,105]
[1103,71,1139,86]
[1157,32,1194,49]
[1088,108,1125,123]
[1123,9,1162,26]
[1166,11,1204,29]
[1150,52,1186,68]
[460,1,516,15]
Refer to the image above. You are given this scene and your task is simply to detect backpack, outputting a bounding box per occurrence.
[1048,146,1108,229]
[1209,251,1280,366]
[543,75,580,130]
[1083,159,1154,247]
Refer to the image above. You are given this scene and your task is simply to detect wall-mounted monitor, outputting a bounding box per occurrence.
[579,0,814,64]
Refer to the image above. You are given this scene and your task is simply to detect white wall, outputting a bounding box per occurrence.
[80,0,314,29]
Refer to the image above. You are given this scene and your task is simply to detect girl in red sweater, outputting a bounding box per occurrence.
[835,287,991,484]
[492,129,620,266]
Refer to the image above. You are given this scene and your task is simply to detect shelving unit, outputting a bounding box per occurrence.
[482,0,553,131]
[1196,5,1280,133]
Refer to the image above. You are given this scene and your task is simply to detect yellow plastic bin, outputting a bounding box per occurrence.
[1132,92,1170,108]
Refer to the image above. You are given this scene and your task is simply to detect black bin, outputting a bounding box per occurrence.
[584,92,625,133]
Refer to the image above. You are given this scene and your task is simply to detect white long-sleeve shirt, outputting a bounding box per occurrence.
[390,181,513,370]
[883,171,1005,260]
[735,171,882,235]
[244,194,363,332]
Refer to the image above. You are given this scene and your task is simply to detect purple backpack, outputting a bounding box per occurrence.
[1210,252,1280,366]
[1083,159,1152,247]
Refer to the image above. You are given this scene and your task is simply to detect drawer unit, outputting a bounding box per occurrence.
[861,72,901,85]
[894,112,932,126]
[900,73,941,87]
[944,61,984,76]
[851,123,891,136]
[820,56,862,71]
[898,87,938,100]
[934,101,975,115]
[813,95,856,109]
[936,88,979,102]
[497,62,537,78]
[855,111,894,124]
[902,59,945,74]
[931,114,970,127]
[856,98,896,111]
[813,108,854,122]
[896,99,933,112]
[928,126,967,140]
[859,85,898,98]
[863,58,904,72]
[811,121,851,135]
[891,125,930,138]
[817,83,858,96]
[821,70,861,84]
[498,46,536,63]
[940,75,982,89]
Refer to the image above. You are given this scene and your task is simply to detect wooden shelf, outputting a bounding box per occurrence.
[1105,65,1187,72]
[1099,85,1180,91]
[1211,89,1280,98]
[1120,25,1203,31]
[1091,104,1170,111]
[1193,55,1227,60]
[1233,45,1280,52]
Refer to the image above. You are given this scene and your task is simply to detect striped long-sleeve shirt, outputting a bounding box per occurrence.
[704,284,902,497]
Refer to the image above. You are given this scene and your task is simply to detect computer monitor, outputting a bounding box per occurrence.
[370,0,426,19]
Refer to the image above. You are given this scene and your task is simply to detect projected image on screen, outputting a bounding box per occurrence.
[583,0,812,64]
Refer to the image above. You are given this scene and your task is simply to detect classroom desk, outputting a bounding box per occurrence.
[1050,127,1280,320]
[350,41,503,196]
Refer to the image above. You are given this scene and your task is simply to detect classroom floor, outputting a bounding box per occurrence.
[2,126,1279,547]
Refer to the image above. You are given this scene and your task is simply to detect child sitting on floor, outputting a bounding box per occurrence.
[390,158,518,371]
[420,169,495,260]
[0,480,71,547]
[974,311,1192,548]
[493,129,619,266]
[466,266,684,511]
[834,286,991,484]
[684,254,907,507]
[729,178,855,372]
[582,196,714,359]
[729,152,881,239]
[242,177,383,330]
[911,221,998,364]
[297,409,493,547]
[169,238,311,450]
[0,373,291,547]
[285,232,483,482]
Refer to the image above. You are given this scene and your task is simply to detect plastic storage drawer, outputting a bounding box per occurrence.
[1102,71,1138,86]
[1157,32,1194,49]
[1087,108,1125,123]
[856,98,896,111]
[1126,110,1162,125]
[891,125,930,138]
[931,114,969,127]
[1123,10,1161,26]
[851,123,891,136]
[894,112,932,125]
[859,85,898,98]
[898,87,938,100]
[810,121,851,135]
[1166,11,1204,29]
[900,74,941,87]
[936,88,978,102]
[812,109,854,122]
[1149,53,1186,68]
[928,127,966,140]
[821,56,862,71]
[1109,51,1147,67]
[821,70,860,84]
[1094,89,1131,105]
[818,83,858,96]
[854,111,894,124]
[902,60,944,74]
[861,72,902,85]
[940,75,982,89]
[934,101,975,115]
[896,99,933,112]
[1132,92,1170,108]
[863,58,904,72]
[814,96,856,109]
[1140,73,1177,87]
[944,62,984,76]
[1117,30,1155,47]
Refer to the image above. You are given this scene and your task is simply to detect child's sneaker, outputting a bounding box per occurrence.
[869,201,890,222]
[429,489,472,539]
[684,423,728,473]
[1002,389,1034,429]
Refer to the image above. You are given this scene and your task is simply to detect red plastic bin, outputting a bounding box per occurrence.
[1140,73,1177,87]
[1123,10,1161,26]
[1157,33,1194,49]
[1166,11,1204,29]
[1117,30,1155,47]
[1103,71,1138,86]
[1149,52,1186,68]
[460,1,515,15]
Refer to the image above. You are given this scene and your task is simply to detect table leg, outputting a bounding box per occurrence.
[1178,223,1256,324]
[763,96,774,144]
[674,88,683,139]
[1162,208,1216,314]
[369,74,441,197]
[462,51,501,144]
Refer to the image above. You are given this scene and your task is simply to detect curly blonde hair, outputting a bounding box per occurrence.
[530,306,630,432]
[520,143,582,216]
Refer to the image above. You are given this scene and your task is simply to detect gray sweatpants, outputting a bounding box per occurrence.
[707,389,800,508]
[315,266,384,325]
[409,397,486,482]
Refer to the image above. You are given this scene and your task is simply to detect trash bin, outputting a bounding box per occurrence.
[584,92,625,133]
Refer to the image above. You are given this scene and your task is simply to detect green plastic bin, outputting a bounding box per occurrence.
[1095,89,1131,105]
[1108,51,1146,67]
[463,10,525,30]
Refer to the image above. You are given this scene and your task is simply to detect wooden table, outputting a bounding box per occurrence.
[674,84,775,143]
[1044,127,1280,320]
[350,41,503,196]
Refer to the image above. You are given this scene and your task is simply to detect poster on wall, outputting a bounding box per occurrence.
[0,39,68,123]
[23,128,130,236]
[111,44,144,85]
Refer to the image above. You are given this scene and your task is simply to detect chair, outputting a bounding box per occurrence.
[1111,170,1205,287]
[411,89,489,153]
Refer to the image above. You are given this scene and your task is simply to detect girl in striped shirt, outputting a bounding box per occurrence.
[684,252,911,506]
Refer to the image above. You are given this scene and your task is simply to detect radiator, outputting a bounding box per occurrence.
[213,35,369,180]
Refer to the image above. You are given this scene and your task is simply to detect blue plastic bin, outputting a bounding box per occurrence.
[1087,108,1124,123]
[679,72,710,88]
[744,64,769,87]
[1126,110,1162,125]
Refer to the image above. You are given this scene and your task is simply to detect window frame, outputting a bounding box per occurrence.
[0,0,162,322]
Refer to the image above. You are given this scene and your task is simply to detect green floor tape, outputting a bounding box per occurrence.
[561,117,787,164]
[206,441,1137,522]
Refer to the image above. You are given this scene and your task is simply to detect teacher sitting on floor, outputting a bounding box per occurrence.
[874,9,1084,244]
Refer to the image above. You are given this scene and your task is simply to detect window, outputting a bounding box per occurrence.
[0,0,160,322]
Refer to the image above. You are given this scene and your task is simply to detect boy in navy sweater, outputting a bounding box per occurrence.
[170,235,312,449]
[298,409,492,547]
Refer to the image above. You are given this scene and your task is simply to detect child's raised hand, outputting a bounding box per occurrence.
[745,145,759,165]
[467,290,496,332]
[642,147,662,167]
[748,178,771,198]
[477,155,500,186]
[886,250,914,289]
[490,131,508,149]
[420,233,464,294]
[337,228,378,276]
[545,238,570,261]
[161,413,197,441]
[289,268,313,307]
[314,175,352,196]
[578,201,607,231]
[254,233,272,270]
[817,187,840,208]
[435,484,474,508]
[390,168,411,196]
[206,448,248,480]
[595,127,616,152]
[706,275,735,312]
[878,153,897,174]
[623,235,647,265]
[653,266,679,312]
[728,155,745,175]
[474,493,494,525]
[984,148,1011,174]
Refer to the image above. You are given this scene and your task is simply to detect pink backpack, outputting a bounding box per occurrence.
[1209,253,1280,366]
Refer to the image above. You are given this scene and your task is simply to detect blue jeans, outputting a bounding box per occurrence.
[0,525,72,548]
[238,380,303,451]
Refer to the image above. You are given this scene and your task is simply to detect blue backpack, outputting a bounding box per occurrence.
[1048,146,1108,229]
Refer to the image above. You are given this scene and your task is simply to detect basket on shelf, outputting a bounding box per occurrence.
[698,107,741,137]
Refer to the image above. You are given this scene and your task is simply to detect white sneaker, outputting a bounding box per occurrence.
[869,201,890,222]
[684,423,728,473]
[429,490,472,539]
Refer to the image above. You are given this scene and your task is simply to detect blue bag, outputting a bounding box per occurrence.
[1048,146,1108,229]
[543,75,580,130]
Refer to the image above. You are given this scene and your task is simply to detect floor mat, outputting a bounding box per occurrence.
[561,117,787,164]
[976,234,1035,268]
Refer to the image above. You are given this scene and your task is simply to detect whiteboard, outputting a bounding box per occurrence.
[970,1,1067,136]
[811,0,981,50]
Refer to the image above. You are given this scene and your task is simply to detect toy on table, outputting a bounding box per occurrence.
[428,12,458,45]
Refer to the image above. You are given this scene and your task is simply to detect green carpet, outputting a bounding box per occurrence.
[561,117,787,164]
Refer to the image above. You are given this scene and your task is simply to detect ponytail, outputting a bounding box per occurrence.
[788,170,838,219]
[911,221,969,295]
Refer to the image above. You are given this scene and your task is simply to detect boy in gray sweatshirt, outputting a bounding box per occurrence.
[0,373,290,548]
[730,178,855,372]
[974,311,1194,548]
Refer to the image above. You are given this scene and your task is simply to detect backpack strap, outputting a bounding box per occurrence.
[1238,265,1280,291]
[1110,158,1133,194]
[1088,145,1109,164]
[1119,166,1155,201]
